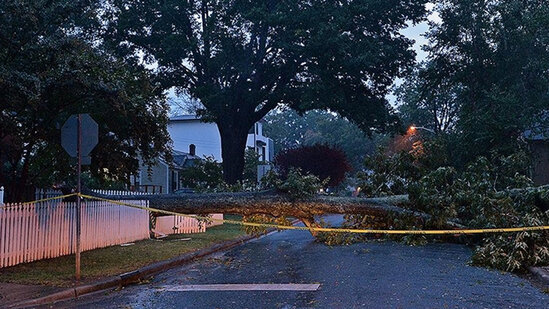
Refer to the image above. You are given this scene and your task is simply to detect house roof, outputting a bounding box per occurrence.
[524,128,549,141]
[170,115,201,122]
[172,149,201,168]
[171,114,267,123]
[524,112,549,141]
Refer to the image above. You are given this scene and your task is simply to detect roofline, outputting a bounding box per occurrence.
[170,115,201,122]
[170,114,268,123]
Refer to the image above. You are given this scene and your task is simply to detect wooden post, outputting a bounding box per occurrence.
[76,114,82,281]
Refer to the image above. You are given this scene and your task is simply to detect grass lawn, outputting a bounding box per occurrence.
[0,216,245,287]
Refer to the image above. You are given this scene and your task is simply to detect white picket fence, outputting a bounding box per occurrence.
[34,188,63,201]
[0,200,150,268]
[208,214,224,227]
[155,216,206,235]
[91,189,149,196]
[154,214,224,235]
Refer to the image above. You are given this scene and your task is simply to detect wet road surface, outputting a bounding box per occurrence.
[56,219,549,309]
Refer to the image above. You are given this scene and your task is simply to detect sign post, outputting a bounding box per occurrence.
[61,114,98,281]
[76,114,82,281]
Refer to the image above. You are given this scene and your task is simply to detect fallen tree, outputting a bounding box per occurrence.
[86,185,549,232]
[86,189,408,217]
[84,190,466,232]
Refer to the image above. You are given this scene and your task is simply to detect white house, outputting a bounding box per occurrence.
[132,115,274,193]
[169,115,274,163]
[132,149,201,194]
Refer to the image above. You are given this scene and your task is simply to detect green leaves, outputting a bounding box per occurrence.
[106,0,428,181]
[422,0,549,161]
[0,0,171,200]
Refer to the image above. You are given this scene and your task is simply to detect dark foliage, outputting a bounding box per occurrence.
[263,110,381,170]
[0,0,171,202]
[418,0,549,164]
[103,0,428,183]
[275,145,351,187]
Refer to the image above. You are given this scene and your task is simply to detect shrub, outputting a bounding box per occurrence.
[179,156,224,191]
[275,144,351,187]
[357,149,421,197]
[243,148,261,185]
[263,168,326,200]
[179,151,263,192]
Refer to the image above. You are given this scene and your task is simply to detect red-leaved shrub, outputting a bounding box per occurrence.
[275,144,351,187]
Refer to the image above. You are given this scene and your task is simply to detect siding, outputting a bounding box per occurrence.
[530,141,549,185]
[140,161,168,194]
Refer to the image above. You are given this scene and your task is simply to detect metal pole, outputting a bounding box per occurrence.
[76,114,82,280]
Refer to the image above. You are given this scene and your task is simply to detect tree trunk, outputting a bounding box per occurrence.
[218,121,250,184]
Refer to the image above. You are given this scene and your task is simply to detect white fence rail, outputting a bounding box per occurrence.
[91,189,149,196]
[155,216,206,235]
[154,213,224,235]
[208,214,224,227]
[0,200,149,268]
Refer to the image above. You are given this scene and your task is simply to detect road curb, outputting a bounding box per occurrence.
[528,266,549,287]
[10,221,299,308]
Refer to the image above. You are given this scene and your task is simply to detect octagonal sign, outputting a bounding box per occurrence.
[61,114,98,158]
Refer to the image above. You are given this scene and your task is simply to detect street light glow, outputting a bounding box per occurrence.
[408,125,435,134]
[408,125,417,134]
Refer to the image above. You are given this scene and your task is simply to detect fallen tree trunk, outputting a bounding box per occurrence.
[86,189,411,218]
[85,190,469,233]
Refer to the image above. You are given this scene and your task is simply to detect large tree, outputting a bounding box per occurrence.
[422,0,549,163]
[0,0,171,202]
[104,0,428,183]
[394,63,462,135]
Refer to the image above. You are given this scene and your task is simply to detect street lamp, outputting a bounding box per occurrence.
[409,125,435,134]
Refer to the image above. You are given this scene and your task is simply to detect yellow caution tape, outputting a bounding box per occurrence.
[78,193,549,235]
[1,193,78,208]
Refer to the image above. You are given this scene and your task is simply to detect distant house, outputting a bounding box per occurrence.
[131,147,201,194]
[169,115,274,162]
[524,124,549,186]
[132,115,274,193]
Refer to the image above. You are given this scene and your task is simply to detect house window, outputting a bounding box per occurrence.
[171,171,178,192]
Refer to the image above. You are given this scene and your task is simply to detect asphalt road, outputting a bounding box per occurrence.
[57,218,549,309]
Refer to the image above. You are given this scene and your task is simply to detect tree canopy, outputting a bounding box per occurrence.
[0,0,171,202]
[409,0,549,164]
[104,0,428,183]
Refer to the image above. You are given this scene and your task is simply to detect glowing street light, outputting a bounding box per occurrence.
[409,125,435,134]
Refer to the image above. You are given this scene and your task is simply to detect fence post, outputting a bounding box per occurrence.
[0,186,4,205]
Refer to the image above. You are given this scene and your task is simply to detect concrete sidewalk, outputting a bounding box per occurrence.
[0,283,63,308]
